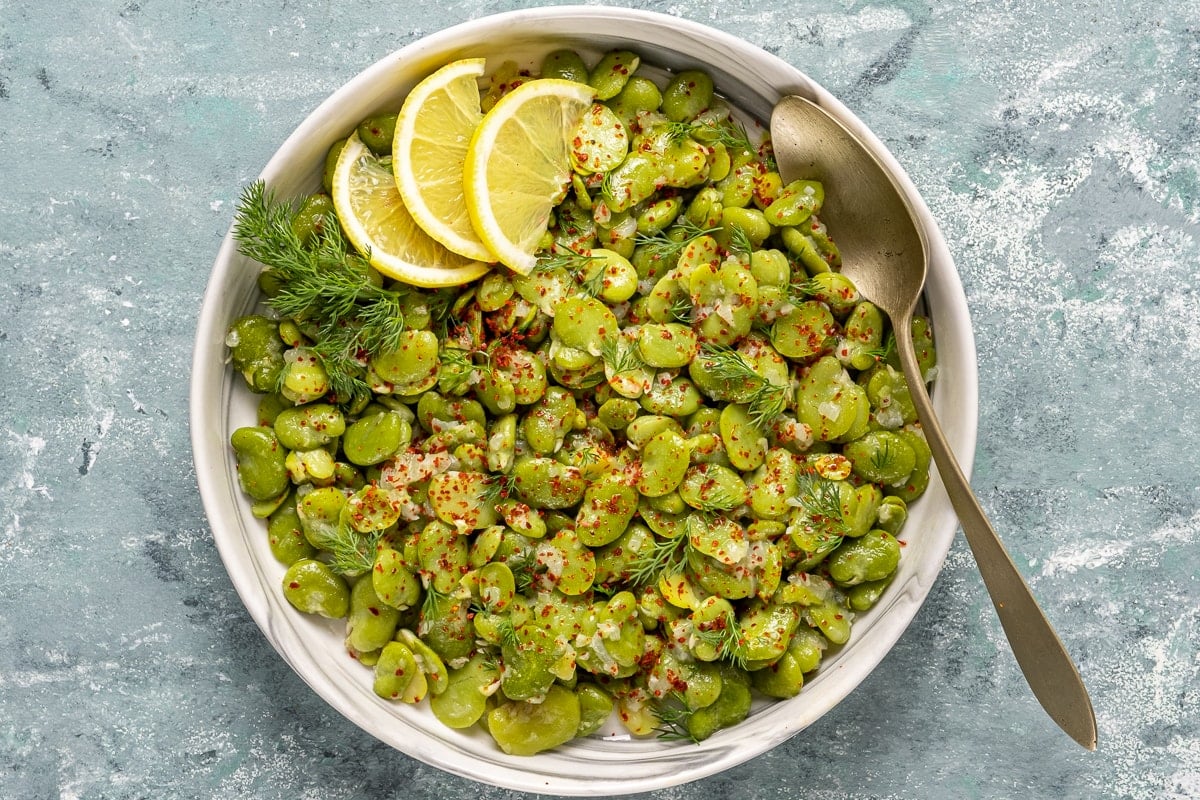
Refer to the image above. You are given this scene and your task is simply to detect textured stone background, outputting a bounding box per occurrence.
[2,1,1197,798]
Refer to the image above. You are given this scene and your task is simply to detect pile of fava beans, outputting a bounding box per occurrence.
[225,49,938,755]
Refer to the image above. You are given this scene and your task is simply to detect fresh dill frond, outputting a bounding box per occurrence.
[438,346,474,372]
[667,118,755,156]
[664,120,698,145]
[312,521,381,577]
[626,535,688,589]
[577,265,607,298]
[699,344,790,432]
[792,472,849,549]
[493,614,522,650]
[505,549,540,594]
[438,345,494,395]
[533,247,609,296]
[654,692,700,743]
[576,446,602,467]
[699,344,758,387]
[690,607,749,670]
[233,181,409,402]
[786,275,820,307]
[535,247,599,275]
[599,334,646,377]
[480,472,518,505]
[598,170,620,204]
[725,223,754,257]
[427,288,458,340]
[760,144,778,174]
[420,582,451,620]
[695,118,755,153]
[870,437,894,473]
[873,332,898,364]
[693,486,741,513]
[666,293,694,324]
[635,218,720,261]
[745,385,790,431]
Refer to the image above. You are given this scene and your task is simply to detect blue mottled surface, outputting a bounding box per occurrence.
[2,1,1198,798]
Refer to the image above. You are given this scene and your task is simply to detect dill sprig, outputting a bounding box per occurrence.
[438,345,496,395]
[626,535,688,589]
[233,181,409,401]
[635,218,720,261]
[664,120,699,145]
[654,692,700,743]
[666,293,694,324]
[427,288,459,341]
[690,607,749,670]
[725,224,754,257]
[577,265,607,298]
[437,346,476,394]
[699,344,790,431]
[533,247,610,297]
[665,118,755,155]
[480,472,518,505]
[700,118,756,152]
[599,334,646,378]
[493,614,522,651]
[420,581,451,621]
[792,472,849,549]
[598,170,621,205]
[505,549,540,594]
[692,486,741,513]
[786,275,820,307]
[535,247,599,275]
[870,437,894,473]
[308,519,381,577]
[872,332,898,364]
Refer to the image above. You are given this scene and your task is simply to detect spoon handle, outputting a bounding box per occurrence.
[893,313,1098,751]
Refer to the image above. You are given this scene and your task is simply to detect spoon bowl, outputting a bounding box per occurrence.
[770,94,1097,751]
[770,95,929,323]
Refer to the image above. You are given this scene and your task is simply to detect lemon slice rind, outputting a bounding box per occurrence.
[463,79,597,275]
[392,57,494,263]
[332,132,490,288]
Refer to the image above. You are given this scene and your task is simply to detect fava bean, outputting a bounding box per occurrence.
[226,315,284,393]
[231,426,289,501]
[346,573,402,653]
[661,69,714,122]
[540,48,589,83]
[827,528,901,587]
[357,112,397,155]
[488,685,581,756]
[282,559,350,618]
[587,51,640,100]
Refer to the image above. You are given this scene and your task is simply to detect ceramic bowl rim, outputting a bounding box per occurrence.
[190,6,978,795]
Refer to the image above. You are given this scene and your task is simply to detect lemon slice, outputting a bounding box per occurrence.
[392,58,494,262]
[332,132,490,288]
[464,79,597,274]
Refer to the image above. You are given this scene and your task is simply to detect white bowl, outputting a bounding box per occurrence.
[190,6,978,795]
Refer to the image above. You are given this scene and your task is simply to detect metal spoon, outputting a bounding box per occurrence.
[770,94,1097,750]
